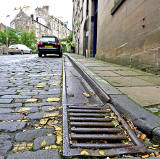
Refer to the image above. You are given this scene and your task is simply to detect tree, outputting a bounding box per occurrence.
[8,29,20,45]
[60,31,75,52]
[20,29,37,50]
[0,31,6,45]
[0,29,20,46]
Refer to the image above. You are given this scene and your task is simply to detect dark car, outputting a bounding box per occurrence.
[37,36,62,57]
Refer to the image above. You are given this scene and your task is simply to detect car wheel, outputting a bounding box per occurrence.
[59,52,62,58]
[21,51,24,55]
[38,53,42,57]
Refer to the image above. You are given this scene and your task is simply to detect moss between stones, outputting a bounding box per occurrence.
[145,104,160,117]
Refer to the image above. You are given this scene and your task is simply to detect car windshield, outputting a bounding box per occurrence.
[41,37,56,42]
[9,45,15,48]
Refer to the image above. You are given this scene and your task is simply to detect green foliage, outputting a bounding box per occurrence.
[60,31,75,52]
[61,44,67,52]
[20,29,37,50]
[0,29,20,45]
[0,28,37,50]
[8,29,20,45]
[0,31,6,45]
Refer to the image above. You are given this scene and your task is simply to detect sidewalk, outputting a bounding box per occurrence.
[66,53,160,143]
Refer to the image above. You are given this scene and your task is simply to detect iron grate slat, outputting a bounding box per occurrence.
[63,104,147,157]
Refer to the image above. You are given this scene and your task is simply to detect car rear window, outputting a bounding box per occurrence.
[41,37,57,42]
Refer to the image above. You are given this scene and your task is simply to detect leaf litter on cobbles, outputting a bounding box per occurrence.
[18,108,31,113]
[13,142,33,152]
[47,98,60,102]
[25,99,38,103]
[41,140,47,147]
[37,83,46,88]
[83,92,90,98]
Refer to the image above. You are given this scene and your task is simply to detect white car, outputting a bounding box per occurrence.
[8,44,32,55]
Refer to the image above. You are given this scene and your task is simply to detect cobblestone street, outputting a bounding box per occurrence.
[0,55,62,159]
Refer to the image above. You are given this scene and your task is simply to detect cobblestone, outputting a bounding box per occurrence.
[0,99,13,104]
[0,122,26,132]
[1,95,31,99]
[0,103,22,108]
[0,135,12,154]
[0,108,13,114]
[28,112,44,120]
[33,135,56,150]
[15,129,54,142]
[25,102,59,107]
[0,114,24,121]
[15,107,39,113]
[7,149,60,159]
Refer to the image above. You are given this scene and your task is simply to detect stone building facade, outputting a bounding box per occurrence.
[0,23,6,32]
[10,6,70,41]
[73,0,160,70]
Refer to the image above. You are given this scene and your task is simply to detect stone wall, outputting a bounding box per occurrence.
[73,0,90,56]
[96,0,160,71]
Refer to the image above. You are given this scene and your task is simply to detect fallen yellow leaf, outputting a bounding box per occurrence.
[83,92,90,98]
[140,134,147,140]
[47,98,60,102]
[43,112,59,118]
[27,143,33,148]
[150,153,155,157]
[99,150,105,156]
[48,107,56,111]
[35,127,41,129]
[44,145,57,150]
[54,126,62,131]
[153,145,159,148]
[69,141,72,144]
[37,83,45,88]
[80,150,89,155]
[56,134,62,144]
[18,108,31,113]
[25,99,38,103]
[43,78,49,81]
[40,118,48,125]
[47,133,53,136]
[141,154,149,159]
[41,140,47,147]
[53,82,58,86]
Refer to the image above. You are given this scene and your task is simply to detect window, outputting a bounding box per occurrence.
[111,0,126,15]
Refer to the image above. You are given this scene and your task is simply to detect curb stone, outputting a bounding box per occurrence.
[66,54,160,144]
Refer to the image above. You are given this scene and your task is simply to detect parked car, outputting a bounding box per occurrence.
[37,36,62,57]
[8,44,32,55]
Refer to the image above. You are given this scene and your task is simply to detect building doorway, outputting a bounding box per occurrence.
[83,19,89,57]
[93,0,98,57]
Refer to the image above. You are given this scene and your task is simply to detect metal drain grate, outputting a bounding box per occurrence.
[63,104,147,157]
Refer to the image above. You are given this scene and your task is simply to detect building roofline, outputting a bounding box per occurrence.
[50,15,70,31]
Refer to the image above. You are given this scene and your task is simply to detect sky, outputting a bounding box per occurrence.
[0,0,73,29]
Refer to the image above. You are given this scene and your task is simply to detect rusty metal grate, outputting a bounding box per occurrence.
[63,103,147,157]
